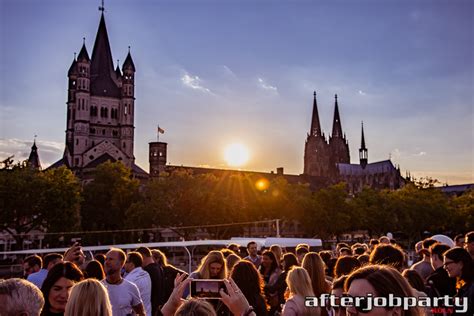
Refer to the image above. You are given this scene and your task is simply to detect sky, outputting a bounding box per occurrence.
[0,0,473,185]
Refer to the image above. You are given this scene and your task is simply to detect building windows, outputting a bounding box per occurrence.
[102,129,106,135]
[123,142,126,149]
[75,139,79,145]
[124,105,128,115]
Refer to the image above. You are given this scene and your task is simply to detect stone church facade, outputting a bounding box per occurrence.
[48,12,147,178]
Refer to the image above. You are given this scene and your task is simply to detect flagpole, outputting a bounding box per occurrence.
[157,125,160,142]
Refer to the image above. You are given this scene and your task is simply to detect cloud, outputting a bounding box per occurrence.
[181,73,211,93]
[257,77,278,92]
[358,90,367,96]
[413,151,427,157]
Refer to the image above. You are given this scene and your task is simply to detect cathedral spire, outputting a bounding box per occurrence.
[310,91,322,137]
[359,121,368,168]
[331,94,343,138]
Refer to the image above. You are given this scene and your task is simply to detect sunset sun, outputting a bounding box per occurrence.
[224,143,250,167]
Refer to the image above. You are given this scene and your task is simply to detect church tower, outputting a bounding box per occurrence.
[62,9,136,172]
[328,94,350,168]
[27,139,42,170]
[303,92,331,177]
[359,121,368,168]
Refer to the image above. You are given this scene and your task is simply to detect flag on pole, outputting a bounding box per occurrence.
[158,126,165,134]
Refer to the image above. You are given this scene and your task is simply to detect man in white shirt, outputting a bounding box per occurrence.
[102,248,145,316]
[124,252,152,316]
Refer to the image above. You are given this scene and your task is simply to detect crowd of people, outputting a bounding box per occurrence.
[1,231,473,316]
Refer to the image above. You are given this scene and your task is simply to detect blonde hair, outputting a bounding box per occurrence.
[302,252,330,297]
[286,267,315,297]
[196,250,227,279]
[175,298,217,316]
[270,244,283,267]
[65,279,112,316]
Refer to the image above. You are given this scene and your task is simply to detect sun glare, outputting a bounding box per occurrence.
[224,143,250,167]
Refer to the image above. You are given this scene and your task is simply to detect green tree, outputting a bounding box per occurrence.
[0,164,81,249]
[81,161,139,243]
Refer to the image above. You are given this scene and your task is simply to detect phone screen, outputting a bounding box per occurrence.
[190,279,227,299]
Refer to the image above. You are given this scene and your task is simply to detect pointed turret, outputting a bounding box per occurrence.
[77,41,90,62]
[359,121,368,168]
[68,54,78,76]
[331,94,343,138]
[122,50,136,72]
[27,139,41,170]
[310,91,322,137]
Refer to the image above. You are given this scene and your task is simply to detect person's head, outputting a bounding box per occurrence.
[281,252,298,272]
[357,254,370,265]
[353,246,366,256]
[124,252,143,273]
[64,279,112,316]
[94,254,106,267]
[334,256,361,279]
[43,253,63,271]
[464,231,474,257]
[226,254,240,272]
[454,234,465,248]
[401,269,426,293]
[23,255,42,277]
[104,248,126,277]
[296,243,310,252]
[295,246,309,264]
[339,247,353,257]
[419,238,437,259]
[378,236,390,245]
[41,261,84,314]
[259,250,278,274]
[345,265,421,316]
[302,252,328,296]
[369,244,406,271]
[429,243,451,270]
[270,244,283,265]
[135,246,154,266]
[443,247,474,283]
[175,298,217,316]
[0,278,45,316]
[286,267,315,297]
[369,239,379,252]
[197,250,227,279]
[230,260,265,308]
[227,243,241,255]
[330,276,348,316]
[336,243,350,256]
[150,249,166,266]
[84,260,105,281]
[319,250,332,265]
[247,241,258,257]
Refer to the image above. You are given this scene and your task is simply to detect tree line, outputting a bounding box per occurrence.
[0,161,472,249]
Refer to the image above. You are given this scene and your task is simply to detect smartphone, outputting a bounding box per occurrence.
[190,279,227,299]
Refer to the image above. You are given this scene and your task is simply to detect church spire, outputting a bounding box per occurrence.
[359,121,368,168]
[310,91,322,137]
[91,12,115,79]
[27,137,41,170]
[331,94,343,138]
